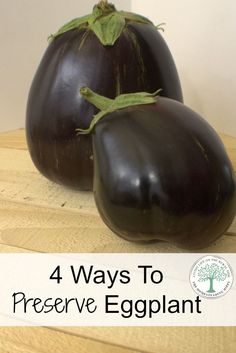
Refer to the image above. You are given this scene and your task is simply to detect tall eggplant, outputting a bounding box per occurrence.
[26,1,183,190]
[79,88,236,249]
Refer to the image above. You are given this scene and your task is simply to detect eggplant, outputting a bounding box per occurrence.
[26,1,183,190]
[79,88,236,249]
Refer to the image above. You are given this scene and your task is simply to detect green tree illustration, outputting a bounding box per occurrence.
[197,263,227,293]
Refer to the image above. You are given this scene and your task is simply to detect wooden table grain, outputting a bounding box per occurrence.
[0,129,235,353]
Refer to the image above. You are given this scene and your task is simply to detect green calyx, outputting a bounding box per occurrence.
[76,87,162,135]
[48,1,162,46]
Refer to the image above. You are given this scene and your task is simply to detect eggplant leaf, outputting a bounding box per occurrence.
[49,15,90,41]
[120,11,154,25]
[89,12,126,46]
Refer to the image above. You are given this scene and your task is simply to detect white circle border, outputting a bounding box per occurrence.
[189,255,234,299]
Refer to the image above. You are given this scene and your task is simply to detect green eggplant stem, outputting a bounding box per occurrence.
[49,2,157,46]
[98,0,110,11]
[77,87,162,135]
[79,87,113,111]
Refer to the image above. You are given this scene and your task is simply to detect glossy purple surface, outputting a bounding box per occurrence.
[93,98,236,249]
[26,24,182,190]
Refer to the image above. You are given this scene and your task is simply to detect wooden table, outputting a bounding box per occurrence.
[0,129,235,353]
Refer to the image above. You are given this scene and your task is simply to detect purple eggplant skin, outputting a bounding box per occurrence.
[92,98,236,249]
[26,23,183,190]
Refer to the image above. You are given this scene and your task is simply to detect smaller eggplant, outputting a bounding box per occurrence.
[78,88,236,249]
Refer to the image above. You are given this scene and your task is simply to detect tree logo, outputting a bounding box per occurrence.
[190,255,233,299]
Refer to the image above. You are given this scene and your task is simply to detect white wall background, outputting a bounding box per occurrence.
[0,0,131,133]
[132,0,236,136]
[0,0,236,135]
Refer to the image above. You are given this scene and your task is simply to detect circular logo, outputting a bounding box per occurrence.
[190,255,234,299]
